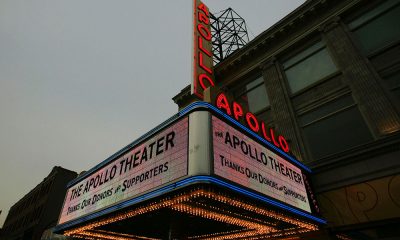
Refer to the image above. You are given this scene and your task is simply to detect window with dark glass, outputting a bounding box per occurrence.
[299,95,373,160]
[349,0,400,55]
[382,70,400,104]
[282,41,338,93]
[234,76,272,123]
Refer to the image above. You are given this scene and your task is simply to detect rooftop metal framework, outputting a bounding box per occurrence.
[210,8,250,64]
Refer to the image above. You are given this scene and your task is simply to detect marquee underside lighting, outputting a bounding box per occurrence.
[62,187,319,240]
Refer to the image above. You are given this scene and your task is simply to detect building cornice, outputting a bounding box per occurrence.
[214,0,363,79]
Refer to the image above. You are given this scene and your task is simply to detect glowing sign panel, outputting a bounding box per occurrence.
[192,0,214,99]
[59,118,188,224]
[212,116,311,213]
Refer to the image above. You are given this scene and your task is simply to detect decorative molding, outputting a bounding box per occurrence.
[318,16,341,33]
[259,57,277,70]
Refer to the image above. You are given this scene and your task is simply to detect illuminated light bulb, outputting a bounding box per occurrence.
[63,187,319,239]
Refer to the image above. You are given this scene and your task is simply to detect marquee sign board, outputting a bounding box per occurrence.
[58,117,188,224]
[212,116,311,213]
[55,106,325,233]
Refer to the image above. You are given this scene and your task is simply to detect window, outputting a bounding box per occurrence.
[299,95,373,159]
[349,0,400,55]
[233,76,273,124]
[234,76,270,113]
[383,70,400,103]
[283,41,337,93]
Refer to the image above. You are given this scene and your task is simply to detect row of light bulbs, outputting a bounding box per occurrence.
[64,187,319,239]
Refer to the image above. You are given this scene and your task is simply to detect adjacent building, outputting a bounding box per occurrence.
[173,0,400,238]
[1,167,77,240]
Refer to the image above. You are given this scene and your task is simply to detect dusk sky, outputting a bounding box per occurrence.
[0,0,304,226]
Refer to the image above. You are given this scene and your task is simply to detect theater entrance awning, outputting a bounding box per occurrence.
[54,102,326,239]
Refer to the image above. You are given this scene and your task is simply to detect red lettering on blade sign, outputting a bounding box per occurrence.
[197,24,211,41]
[193,0,214,99]
[199,51,212,74]
[198,12,209,24]
[215,92,290,153]
[198,37,211,57]
[198,73,215,90]
[198,3,209,16]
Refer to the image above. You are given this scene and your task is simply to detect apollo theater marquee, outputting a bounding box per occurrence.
[54,1,326,239]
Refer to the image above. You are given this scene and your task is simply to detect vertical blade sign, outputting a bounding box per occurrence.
[192,0,214,99]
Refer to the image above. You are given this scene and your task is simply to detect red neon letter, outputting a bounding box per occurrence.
[198,36,212,57]
[199,52,212,74]
[233,102,243,121]
[245,112,259,132]
[198,3,209,16]
[270,128,280,148]
[198,12,209,25]
[261,122,272,141]
[198,73,215,90]
[216,93,231,115]
[278,135,289,153]
[197,24,211,41]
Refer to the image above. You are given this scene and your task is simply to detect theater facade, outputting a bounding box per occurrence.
[55,0,400,239]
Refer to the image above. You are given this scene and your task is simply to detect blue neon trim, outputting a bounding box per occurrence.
[180,102,312,173]
[67,100,310,189]
[54,176,326,232]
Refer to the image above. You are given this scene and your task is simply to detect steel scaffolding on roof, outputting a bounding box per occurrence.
[210,8,250,64]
